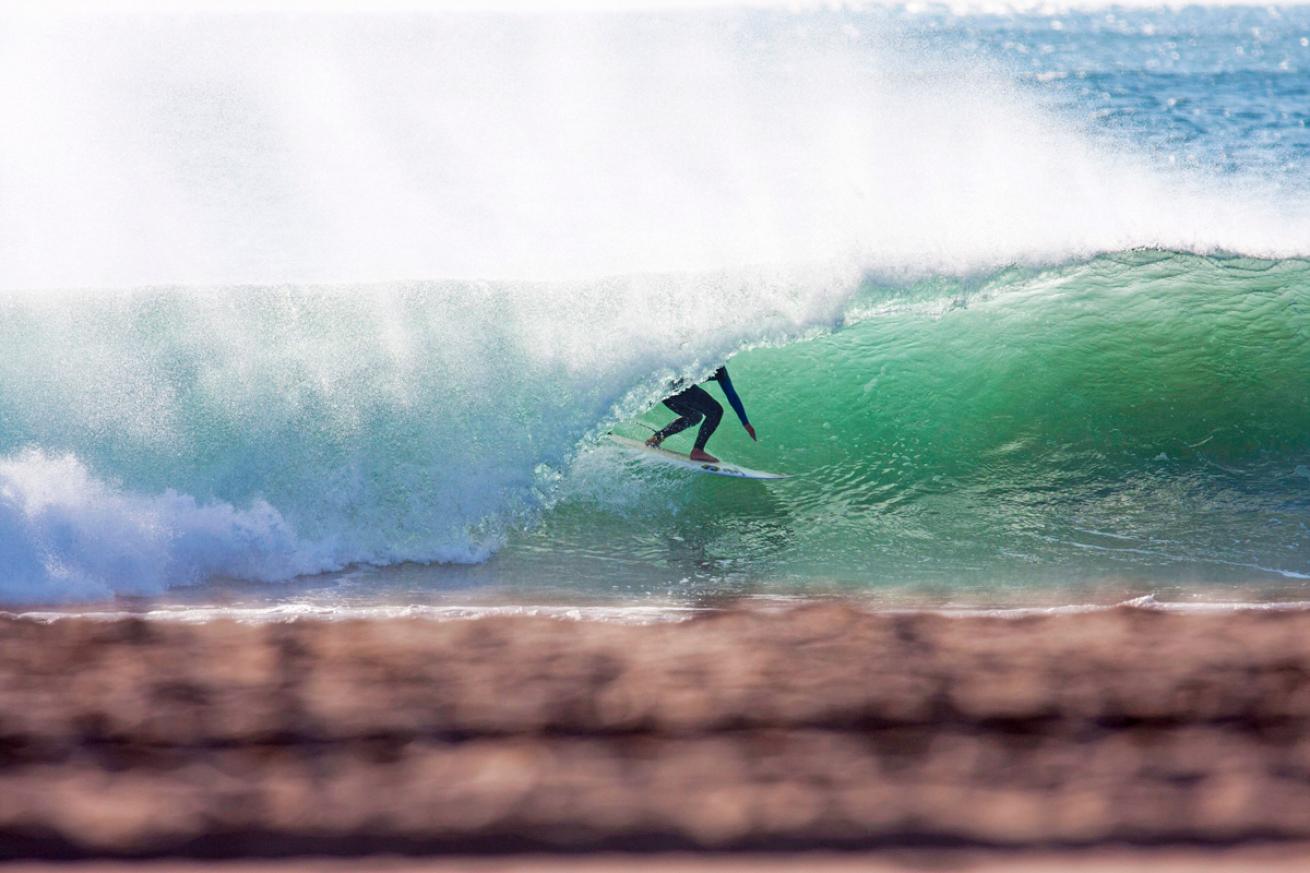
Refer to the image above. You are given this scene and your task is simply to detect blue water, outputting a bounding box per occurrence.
[922,6,1310,180]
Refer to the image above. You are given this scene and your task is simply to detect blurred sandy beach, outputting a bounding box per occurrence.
[1,603,1308,869]
[5,846,1310,872]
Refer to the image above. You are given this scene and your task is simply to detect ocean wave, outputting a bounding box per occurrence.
[2,6,1309,602]
[0,251,1305,601]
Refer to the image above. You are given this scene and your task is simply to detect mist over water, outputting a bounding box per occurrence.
[0,7,1308,605]
[5,9,1310,291]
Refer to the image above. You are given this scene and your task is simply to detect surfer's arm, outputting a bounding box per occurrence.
[713,367,756,439]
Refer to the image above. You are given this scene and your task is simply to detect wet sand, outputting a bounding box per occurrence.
[0,603,1308,867]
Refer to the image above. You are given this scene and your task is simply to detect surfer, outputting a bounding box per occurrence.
[646,366,756,464]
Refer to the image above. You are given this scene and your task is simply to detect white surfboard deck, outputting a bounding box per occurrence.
[608,435,789,480]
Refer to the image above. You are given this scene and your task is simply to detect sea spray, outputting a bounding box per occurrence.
[3,11,1309,292]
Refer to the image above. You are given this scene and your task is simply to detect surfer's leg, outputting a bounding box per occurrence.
[688,389,723,453]
[649,391,703,445]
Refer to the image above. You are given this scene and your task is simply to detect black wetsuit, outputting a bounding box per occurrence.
[652,367,750,452]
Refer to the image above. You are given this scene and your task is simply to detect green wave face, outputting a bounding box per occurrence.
[517,253,1310,599]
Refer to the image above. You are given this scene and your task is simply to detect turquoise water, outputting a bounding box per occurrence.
[0,9,1307,606]
[545,253,1310,599]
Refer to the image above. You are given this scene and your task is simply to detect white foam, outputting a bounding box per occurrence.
[10,593,1310,624]
[900,594,1310,617]
[4,602,706,624]
[0,449,330,602]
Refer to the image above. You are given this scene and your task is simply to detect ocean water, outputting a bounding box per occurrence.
[1,7,1308,611]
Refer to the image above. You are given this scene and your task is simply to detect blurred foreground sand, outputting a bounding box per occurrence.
[6,846,1310,871]
[1,603,1309,869]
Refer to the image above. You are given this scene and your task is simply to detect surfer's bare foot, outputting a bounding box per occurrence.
[689,448,719,463]
[645,435,663,448]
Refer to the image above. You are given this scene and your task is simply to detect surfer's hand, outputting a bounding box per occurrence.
[744,423,757,441]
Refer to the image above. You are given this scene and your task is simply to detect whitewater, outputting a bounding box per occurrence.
[0,6,1307,606]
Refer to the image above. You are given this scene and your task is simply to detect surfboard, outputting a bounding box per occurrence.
[608,435,789,480]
